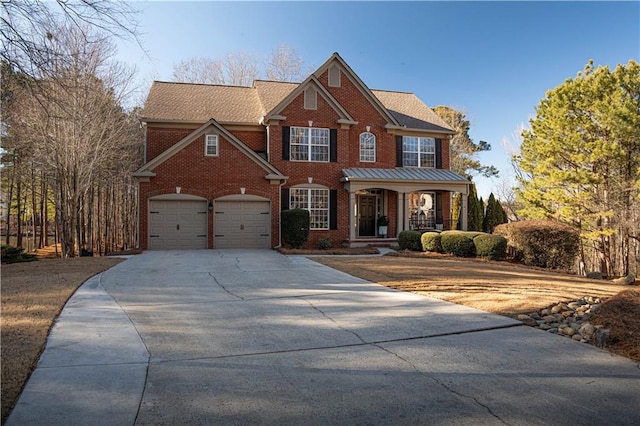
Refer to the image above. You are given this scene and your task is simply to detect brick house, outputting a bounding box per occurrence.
[134,53,470,250]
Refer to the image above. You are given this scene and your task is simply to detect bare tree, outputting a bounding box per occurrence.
[266,44,305,82]
[171,57,225,84]
[2,23,143,257]
[1,0,140,76]
[172,45,307,86]
[172,52,260,86]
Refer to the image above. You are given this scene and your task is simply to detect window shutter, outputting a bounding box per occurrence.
[330,129,338,162]
[329,189,338,230]
[281,188,290,211]
[396,136,403,167]
[436,192,443,224]
[435,138,442,169]
[282,126,290,161]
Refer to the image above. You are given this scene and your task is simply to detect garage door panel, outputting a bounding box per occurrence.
[149,200,208,250]
[214,201,270,249]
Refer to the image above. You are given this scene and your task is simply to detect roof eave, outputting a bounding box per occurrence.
[384,124,456,136]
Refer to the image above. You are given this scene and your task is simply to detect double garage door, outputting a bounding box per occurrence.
[148,199,270,249]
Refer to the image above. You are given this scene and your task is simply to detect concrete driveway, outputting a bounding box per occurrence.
[8,250,640,425]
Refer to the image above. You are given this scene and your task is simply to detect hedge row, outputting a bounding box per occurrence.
[400,230,507,260]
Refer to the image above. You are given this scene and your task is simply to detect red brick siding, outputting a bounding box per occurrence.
[138,134,279,249]
[146,127,195,162]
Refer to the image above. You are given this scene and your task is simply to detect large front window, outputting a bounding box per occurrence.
[403,136,435,168]
[290,127,329,162]
[290,188,329,229]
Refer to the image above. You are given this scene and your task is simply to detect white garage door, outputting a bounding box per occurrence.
[214,201,270,249]
[149,200,208,249]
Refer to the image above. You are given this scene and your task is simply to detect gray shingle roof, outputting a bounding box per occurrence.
[371,90,454,132]
[142,81,263,123]
[142,73,454,134]
[342,168,468,182]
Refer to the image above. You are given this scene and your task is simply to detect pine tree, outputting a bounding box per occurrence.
[483,193,507,233]
[451,192,462,230]
[467,184,483,231]
[516,60,640,276]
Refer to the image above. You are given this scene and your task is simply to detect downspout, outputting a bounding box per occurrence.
[276,178,285,248]
[266,124,270,162]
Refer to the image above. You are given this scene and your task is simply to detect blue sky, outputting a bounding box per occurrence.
[117,1,639,198]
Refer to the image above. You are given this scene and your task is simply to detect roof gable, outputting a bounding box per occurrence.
[313,53,399,126]
[134,119,285,179]
[262,76,356,124]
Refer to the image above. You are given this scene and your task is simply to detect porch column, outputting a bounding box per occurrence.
[461,193,468,231]
[349,190,357,241]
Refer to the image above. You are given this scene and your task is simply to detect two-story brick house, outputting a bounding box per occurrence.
[134,53,470,250]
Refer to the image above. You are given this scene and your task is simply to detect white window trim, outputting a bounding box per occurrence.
[402,136,435,168]
[290,187,329,230]
[359,132,376,163]
[290,126,330,163]
[205,134,219,157]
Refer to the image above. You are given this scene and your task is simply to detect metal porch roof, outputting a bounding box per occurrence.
[342,168,469,183]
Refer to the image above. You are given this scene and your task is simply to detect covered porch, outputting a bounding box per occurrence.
[341,168,470,247]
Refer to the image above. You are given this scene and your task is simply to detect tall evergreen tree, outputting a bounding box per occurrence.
[451,192,462,230]
[467,184,483,231]
[483,193,507,233]
[433,106,499,178]
[516,60,640,276]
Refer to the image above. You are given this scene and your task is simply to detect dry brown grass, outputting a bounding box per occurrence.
[313,254,639,361]
[1,256,123,423]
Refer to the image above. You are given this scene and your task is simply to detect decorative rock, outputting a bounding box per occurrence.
[613,273,636,285]
[522,295,611,350]
[595,328,610,348]
[517,314,538,327]
[579,322,596,338]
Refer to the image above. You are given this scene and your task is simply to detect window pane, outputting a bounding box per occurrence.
[360,133,376,162]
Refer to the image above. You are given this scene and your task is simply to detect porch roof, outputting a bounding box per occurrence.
[342,168,468,183]
[341,168,470,194]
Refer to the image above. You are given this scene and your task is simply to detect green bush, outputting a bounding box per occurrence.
[440,231,476,257]
[494,220,579,270]
[318,238,332,250]
[1,244,37,264]
[398,230,422,251]
[473,234,507,261]
[421,232,442,252]
[281,208,310,248]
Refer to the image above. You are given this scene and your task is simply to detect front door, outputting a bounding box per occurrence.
[358,196,376,237]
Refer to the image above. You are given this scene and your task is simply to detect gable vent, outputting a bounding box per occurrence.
[304,87,317,110]
[328,64,341,87]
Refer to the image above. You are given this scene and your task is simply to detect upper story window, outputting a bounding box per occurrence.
[359,132,376,162]
[290,187,329,230]
[402,136,435,168]
[205,134,219,156]
[290,126,329,162]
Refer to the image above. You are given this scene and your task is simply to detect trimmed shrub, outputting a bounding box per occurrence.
[440,231,476,257]
[473,234,507,261]
[494,220,580,270]
[281,208,310,248]
[1,244,37,264]
[398,230,422,251]
[421,232,442,252]
[318,238,332,250]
